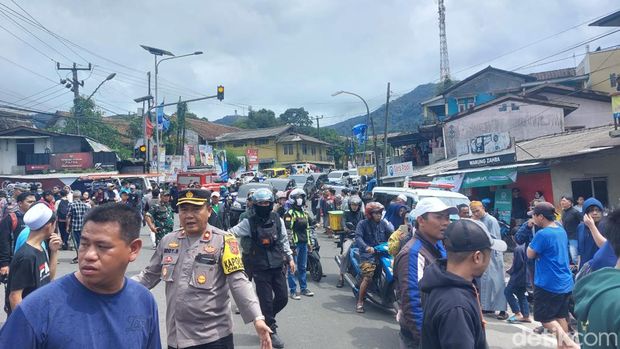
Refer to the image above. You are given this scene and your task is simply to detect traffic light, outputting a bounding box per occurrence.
[138,145,147,159]
[217,85,224,101]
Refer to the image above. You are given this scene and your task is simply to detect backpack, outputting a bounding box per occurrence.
[57,199,70,220]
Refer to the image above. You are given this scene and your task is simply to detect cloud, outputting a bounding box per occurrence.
[0,0,618,126]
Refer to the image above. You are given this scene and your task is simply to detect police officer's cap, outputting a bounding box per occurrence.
[177,188,211,206]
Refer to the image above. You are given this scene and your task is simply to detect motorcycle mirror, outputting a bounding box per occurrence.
[346,222,355,230]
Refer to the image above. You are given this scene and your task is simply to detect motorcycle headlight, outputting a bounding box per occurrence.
[232,202,241,209]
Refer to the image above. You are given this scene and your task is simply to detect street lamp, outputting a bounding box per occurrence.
[86,73,116,102]
[332,90,378,176]
[140,44,203,179]
[134,95,154,173]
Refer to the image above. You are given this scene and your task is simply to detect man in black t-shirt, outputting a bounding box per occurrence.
[7,203,61,314]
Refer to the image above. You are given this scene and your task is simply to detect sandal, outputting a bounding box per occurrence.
[533,326,546,334]
[507,315,518,323]
[496,312,509,320]
[518,318,532,323]
[356,303,365,313]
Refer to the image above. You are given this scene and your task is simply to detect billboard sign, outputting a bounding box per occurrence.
[386,161,414,178]
[457,132,516,169]
[50,152,93,170]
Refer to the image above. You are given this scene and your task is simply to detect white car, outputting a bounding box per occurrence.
[372,186,470,219]
[236,171,256,184]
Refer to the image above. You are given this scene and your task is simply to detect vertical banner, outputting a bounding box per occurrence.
[494,188,513,225]
[237,156,246,173]
[246,148,258,171]
[205,145,215,167]
[199,145,208,166]
[215,149,229,181]
[612,93,620,121]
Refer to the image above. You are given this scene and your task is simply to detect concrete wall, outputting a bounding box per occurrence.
[540,92,612,129]
[580,48,620,94]
[0,139,17,174]
[550,151,620,210]
[444,100,564,158]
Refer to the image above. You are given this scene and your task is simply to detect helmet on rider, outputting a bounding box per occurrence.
[348,195,362,211]
[275,191,287,200]
[252,188,275,218]
[364,202,385,220]
[289,188,306,207]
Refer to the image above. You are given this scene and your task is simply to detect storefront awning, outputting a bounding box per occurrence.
[461,168,518,189]
[437,162,541,176]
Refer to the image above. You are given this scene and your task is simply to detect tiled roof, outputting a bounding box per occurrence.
[529,68,576,81]
[216,125,292,142]
[186,118,240,141]
[277,133,330,145]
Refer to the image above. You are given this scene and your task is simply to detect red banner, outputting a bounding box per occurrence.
[246,148,258,165]
[50,152,93,170]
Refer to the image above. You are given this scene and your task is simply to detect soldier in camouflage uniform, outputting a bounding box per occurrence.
[145,191,174,247]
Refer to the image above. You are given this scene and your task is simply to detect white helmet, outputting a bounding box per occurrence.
[289,188,306,200]
[275,191,287,200]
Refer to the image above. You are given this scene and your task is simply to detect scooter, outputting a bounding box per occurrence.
[334,224,396,312]
[307,235,323,282]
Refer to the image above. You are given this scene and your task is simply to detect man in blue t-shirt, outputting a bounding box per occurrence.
[0,204,161,349]
[527,202,576,347]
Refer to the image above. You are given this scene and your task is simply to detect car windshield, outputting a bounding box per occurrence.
[328,172,342,179]
[268,180,292,191]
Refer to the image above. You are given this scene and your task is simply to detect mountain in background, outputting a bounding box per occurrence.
[213,114,247,126]
[327,82,437,135]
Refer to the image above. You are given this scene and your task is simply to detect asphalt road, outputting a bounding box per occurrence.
[1,219,560,349]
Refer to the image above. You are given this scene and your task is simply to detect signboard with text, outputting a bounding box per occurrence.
[386,161,414,177]
[50,152,93,170]
[457,132,516,169]
[246,148,258,171]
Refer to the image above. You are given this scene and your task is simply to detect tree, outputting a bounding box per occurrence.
[55,97,132,159]
[128,115,143,140]
[224,149,245,175]
[279,107,312,128]
[234,108,281,129]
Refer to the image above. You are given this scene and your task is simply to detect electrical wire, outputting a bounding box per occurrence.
[0,55,57,83]
[11,84,62,104]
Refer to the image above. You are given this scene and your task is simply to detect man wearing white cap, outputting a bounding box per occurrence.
[208,191,224,229]
[6,203,61,313]
[393,197,457,348]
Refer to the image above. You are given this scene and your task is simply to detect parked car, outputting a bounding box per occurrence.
[236,171,257,184]
[229,182,273,226]
[327,170,357,186]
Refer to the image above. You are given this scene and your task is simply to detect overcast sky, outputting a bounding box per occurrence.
[0,0,618,126]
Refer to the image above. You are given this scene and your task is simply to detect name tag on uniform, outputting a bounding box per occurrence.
[195,253,217,265]
[163,248,179,254]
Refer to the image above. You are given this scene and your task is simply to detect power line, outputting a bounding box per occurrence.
[11,84,62,104]
[0,55,57,83]
[0,21,56,62]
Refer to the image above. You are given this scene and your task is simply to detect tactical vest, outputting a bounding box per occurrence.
[247,212,285,271]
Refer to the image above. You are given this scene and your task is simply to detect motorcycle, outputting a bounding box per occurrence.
[334,223,395,312]
[307,235,323,282]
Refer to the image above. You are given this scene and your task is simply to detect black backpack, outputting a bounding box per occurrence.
[57,199,70,219]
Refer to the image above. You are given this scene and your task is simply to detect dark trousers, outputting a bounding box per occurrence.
[57,221,68,247]
[253,266,288,329]
[168,334,233,349]
[504,282,530,317]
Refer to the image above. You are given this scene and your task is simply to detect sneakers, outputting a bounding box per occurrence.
[289,292,301,300]
[270,332,285,348]
[301,289,314,297]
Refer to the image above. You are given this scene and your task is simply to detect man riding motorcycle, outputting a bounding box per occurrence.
[354,202,393,313]
[284,189,315,300]
[336,196,364,288]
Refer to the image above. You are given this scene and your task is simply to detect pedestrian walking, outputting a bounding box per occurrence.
[230,188,295,348]
[393,197,456,348]
[527,202,576,347]
[6,203,61,314]
[66,190,90,264]
[420,219,507,349]
[470,201,508,320]
[504,243,531,323]
[574,208,620,349]
[0,204,162,348]
[135,189,272,349]
[54,190,71,250]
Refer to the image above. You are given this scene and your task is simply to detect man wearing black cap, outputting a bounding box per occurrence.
[526,202,576,347]
[134,188,272,349]
[420,219,507,349]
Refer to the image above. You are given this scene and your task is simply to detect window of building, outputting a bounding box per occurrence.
[311,146,316,155]
[457,97,475,112]
[255,139,269,145]
[302,143,308,155]
[232,141,246,148]
[283,144,294,155]
[498,104,508,112]
[511,103,520,111]
[16,139,35,166]
[571,177,608,207]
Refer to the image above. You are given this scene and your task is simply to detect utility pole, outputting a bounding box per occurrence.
[147,71,152,173]
[382,82,391,178]
[57,63,92,135]
[315,115,324,139]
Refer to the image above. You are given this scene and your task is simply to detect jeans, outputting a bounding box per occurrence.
[568,239,578,264]
[288,243,308,293]
[253,267,289,328]
[504,282,529,317]
[57,221,68,247]
[72,230,82,250]
[168,334,233,349]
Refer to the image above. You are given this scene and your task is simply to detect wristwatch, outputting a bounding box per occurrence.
[254,315,266,323]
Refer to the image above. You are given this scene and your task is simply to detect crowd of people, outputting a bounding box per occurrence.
[0,177,619,349]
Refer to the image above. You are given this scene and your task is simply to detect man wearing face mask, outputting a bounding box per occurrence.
[284,189,315,300]
[230,188,295,348]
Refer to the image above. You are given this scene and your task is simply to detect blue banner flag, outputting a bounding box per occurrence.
[352,123,368,145]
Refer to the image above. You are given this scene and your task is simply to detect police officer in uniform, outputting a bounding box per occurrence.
[145,191,175,247]
[230,188,295,349]
[134,189,272,349]
[284,189,315,300]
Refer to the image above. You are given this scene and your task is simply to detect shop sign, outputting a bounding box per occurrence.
[462,169,517,189]
[50,152,93,170]
[457,132,516,169]
[431,174,464,192]
[358,165,375,177]
[386,161,414,178]
[494,189,513,224]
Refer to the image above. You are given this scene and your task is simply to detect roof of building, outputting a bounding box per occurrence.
[186,118,240,141]
[590,10,620,27]
[216,125,292,142]
[277,133,330,145]
[0,126,113,152]
[522,83,611,102]
[0,115,34,130]
[412,125,618,177]
[529,67,576,81]
[441,66,537,95]
[444,94,579,122]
